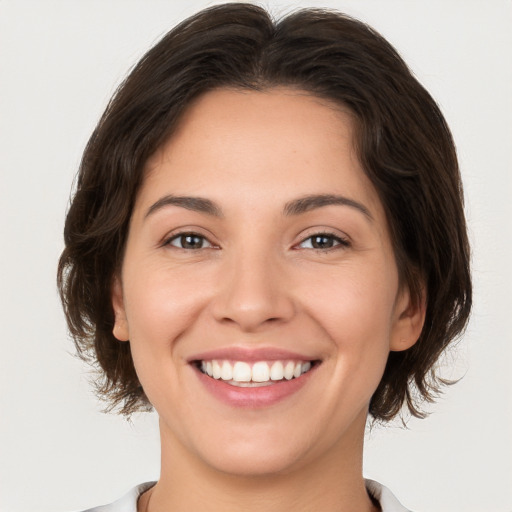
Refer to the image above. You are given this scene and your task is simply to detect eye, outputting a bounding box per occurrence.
[166,232,213,250]
[298,233,349,250]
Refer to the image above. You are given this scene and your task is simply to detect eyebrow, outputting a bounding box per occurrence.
[145,195,223,219]
[284,194,373,220]
[144,193,372,221]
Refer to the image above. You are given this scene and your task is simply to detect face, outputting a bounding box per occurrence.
[112,88,424,476]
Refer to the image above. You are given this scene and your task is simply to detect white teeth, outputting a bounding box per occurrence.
[284,361,295,380]
[270,361,284,381]
[200,359,313,385]
[232,361,251,382]
[212,360,222,379]
[221,361,233,380]
[252,361,270,382]
[301,361,311,374]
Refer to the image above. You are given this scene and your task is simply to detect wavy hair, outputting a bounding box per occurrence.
[58,3,471,420]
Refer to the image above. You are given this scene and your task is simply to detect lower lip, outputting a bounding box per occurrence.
[194,366,316,408]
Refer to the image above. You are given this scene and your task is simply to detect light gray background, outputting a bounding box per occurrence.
[1,1,511,511]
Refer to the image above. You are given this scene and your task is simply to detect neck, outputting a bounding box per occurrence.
[144,411,377,512]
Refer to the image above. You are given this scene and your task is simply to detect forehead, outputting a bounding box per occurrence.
[138,87,384,221]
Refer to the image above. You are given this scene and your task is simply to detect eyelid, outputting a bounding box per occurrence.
[169,234,212,249]
[294,230,351,250]
[162,228,219,250]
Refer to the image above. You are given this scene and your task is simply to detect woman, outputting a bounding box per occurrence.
[58,3,471,511]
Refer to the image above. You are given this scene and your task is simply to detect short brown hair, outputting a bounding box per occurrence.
[58,3,471,420]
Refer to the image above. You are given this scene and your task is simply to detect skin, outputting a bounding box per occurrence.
[112,88,425,512]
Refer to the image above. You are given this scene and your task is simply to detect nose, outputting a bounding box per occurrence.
[211,248,295,332]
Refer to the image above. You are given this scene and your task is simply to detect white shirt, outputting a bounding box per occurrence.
[80,479,412,512]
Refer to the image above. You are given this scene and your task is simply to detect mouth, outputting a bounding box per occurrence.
[189,347,321,407]
[195,359,317,387]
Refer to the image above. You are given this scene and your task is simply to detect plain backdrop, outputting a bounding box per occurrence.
[1,1,511,511]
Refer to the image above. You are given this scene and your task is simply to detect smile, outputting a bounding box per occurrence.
[199,360,313,386]
[190,348,320,407]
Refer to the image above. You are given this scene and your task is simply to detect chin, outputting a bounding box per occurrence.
[165,413,317,478]
[201,440,309,477]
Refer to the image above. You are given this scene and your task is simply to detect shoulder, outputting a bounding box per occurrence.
[78,482,156,512]
[365,479,414,512]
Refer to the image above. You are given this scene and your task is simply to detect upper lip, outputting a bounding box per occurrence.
[187,346,318,363]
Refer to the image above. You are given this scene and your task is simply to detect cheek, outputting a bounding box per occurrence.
[122,264,214,365]
[298,260,397,389]
[301,262,397,338]
[125,258,210,322]
[121,268,213,412]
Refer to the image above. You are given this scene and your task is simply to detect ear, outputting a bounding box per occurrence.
[111,276,130,342]
[390,283,426,352]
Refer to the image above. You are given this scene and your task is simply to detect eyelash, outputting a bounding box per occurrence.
[296,232,350,251]
[163,231,350,251]
[164,232,215,250]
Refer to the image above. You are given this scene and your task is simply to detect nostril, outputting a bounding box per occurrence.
[210,266,296,331]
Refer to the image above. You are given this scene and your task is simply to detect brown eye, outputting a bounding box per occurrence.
[298,233,349,250]
[168,233,212,249]
[311,235,335,249]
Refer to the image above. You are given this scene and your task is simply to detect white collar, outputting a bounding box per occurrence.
[365,479,412,511]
